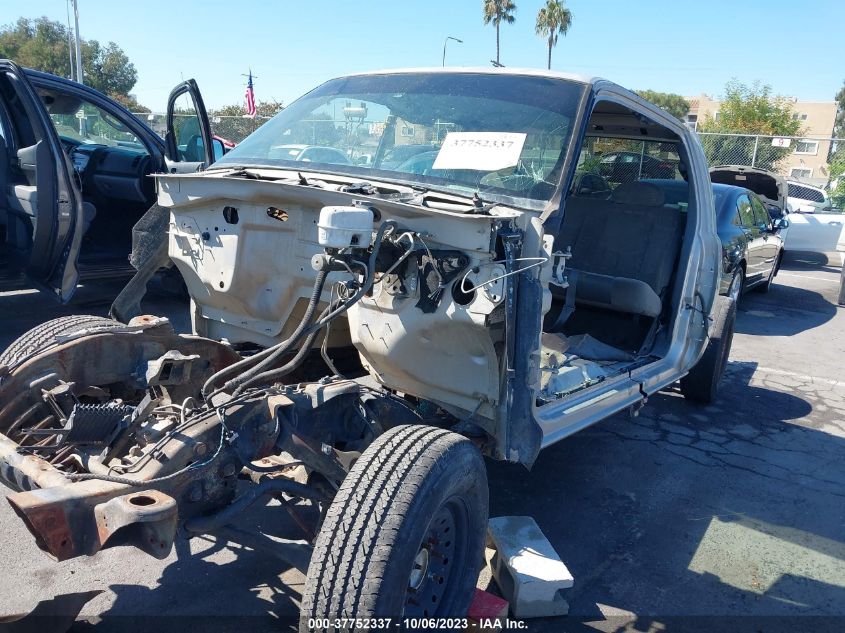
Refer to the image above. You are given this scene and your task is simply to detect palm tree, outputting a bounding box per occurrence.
[482,0,517,66]
[535,0,573,70]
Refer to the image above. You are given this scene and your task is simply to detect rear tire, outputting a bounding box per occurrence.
[301,425,488,631]
[0,315,120,369]
[680,295,736,404]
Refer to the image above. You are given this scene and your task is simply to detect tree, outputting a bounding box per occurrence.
[697,80,805,171]
[482,0,517,66]
[635,90,690,121]
[829,80,845,207]
[0,17,139,100]
[535,0,572,70]
[209,101,285,143]
[110,93,149,113]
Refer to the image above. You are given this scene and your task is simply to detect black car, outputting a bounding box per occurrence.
[597,151,678,183]
[0,61,222,302]
[641,179,787,301]
[711,183,787,300]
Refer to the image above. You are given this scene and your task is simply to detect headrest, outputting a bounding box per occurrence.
[611,181,666,206]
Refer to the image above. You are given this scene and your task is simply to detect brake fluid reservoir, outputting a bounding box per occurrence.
[317,206,374,249]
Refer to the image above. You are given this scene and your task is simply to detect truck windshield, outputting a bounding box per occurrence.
[212,72,586,210]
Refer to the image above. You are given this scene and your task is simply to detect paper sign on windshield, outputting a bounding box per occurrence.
[432,132,527,171]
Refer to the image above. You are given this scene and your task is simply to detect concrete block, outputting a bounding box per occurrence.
[486,516,573,618]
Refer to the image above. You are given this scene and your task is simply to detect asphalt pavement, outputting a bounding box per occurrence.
[0,255,843,632]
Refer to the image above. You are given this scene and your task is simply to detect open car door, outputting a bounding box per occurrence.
[164,79,216,173]
[0,60,85,302]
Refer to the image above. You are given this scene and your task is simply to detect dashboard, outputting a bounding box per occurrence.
[61,138,155,204]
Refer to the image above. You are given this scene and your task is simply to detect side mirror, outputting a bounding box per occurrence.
[772,218,790,230]
[212,138,226,161]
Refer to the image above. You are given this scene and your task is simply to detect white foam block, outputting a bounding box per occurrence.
[487,516,573,618]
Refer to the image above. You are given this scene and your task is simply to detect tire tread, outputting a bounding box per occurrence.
[0,315,119,368]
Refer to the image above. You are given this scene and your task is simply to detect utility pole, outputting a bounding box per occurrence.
[65,0,76,81]
[71,0,83,85]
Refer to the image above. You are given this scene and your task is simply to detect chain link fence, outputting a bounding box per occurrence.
[133,112,272,144]
[697,132,841,186]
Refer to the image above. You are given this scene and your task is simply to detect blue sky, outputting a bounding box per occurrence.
[8,0,845,111]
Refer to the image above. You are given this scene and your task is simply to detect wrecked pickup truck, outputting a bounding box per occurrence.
[0,69,732,627]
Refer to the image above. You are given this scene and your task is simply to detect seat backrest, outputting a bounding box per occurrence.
[555,181,683,296]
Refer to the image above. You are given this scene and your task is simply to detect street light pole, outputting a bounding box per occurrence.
[71,0,83,85]
[442,36,463,67]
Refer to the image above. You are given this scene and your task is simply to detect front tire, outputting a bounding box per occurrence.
[680,295,737,404]
[301,425,488,631]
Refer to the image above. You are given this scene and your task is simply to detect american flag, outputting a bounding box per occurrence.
[244,70,256,118]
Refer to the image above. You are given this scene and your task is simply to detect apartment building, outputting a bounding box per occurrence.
[685,94,838,186]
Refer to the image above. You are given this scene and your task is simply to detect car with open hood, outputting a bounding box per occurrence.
[0,68,730,627]
[709,165,788,220]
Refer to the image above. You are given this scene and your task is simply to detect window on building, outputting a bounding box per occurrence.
[790,168,812,179]
[792,113,809,121]
[400,124,415,137]
[794,140,819,155]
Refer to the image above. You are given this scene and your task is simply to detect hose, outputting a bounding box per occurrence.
[232,301,337,396]
[213,220,397,397]
[202,269,328,397]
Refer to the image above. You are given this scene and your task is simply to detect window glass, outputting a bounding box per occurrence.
[172,92,206,162]
[788,182,825,203]
[214,73,586,210]
[35,86,147,153]
[737,195,756,227]
[750,195,769,226]
[794,140,818,154]
[581,138,683,186]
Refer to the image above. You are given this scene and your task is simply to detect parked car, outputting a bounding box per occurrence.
[0,68,730,625]
[644,178,786,300]
[782,181,844,256]
[787,180,833,213]
[378,143,435,169]
[0,61,224,301]
[710,165,791,245]
[267,144,350,164]
[710,165,788,219]
[597,150,678,182]
[712,184,786,300]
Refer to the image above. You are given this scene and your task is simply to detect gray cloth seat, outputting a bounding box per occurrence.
[553,181,683,318]
[572,270,662,317]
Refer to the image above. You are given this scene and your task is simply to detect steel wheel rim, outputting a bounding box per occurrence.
[404,498,468,617]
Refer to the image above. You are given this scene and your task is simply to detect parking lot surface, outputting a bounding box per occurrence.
[0,256,843,631]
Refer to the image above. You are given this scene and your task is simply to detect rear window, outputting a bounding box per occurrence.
[788,183,825,203]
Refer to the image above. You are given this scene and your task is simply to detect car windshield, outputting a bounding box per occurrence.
[213,72,586,210]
